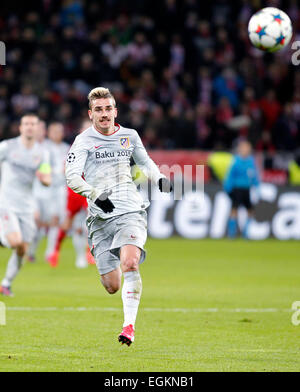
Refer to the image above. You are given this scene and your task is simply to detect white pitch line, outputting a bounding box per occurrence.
[5,307,292,313]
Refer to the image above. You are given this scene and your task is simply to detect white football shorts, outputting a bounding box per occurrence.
[0,208,36,245]
[86,210,147,275]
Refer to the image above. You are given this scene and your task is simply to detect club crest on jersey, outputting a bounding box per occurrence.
[120,137,130,149]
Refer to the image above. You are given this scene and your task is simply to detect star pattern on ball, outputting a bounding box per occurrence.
[255,25,267,39]
[272,13,284,24]
[276,33,285,45]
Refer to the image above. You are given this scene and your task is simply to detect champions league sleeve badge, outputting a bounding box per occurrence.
[67,152,76,163]
[120,137,130,149]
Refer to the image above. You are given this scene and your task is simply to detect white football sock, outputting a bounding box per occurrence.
[28,227,45,258]
[122,271,142,328]
[2,252,23,287]
[72,231,87,267]
[0,222,10,248]
[45,226,59,258]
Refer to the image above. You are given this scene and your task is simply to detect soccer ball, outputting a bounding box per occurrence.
[248,7,293,52]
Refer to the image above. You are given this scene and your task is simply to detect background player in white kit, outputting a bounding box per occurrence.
[65,87,172,346]
[43,122,69,261]
[28,119,52,262]
[29,121,89,268]
[0,114,51,296]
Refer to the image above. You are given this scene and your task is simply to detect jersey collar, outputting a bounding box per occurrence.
[92,123,120,136]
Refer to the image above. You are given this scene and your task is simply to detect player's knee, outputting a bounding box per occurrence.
[62,218,72,232]
[101,278,120,294]
[103,281,120,294]
[106,285,120,294]
[50,216,59,227]
[9,239,21,248]
[122,256,139,272]
[16,243,27,257]
[7,235,23,249]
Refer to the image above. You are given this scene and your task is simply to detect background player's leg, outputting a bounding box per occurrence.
[28,201,48,262]
[45,218,60,261]
[120,245,142,328]
[72,210,88,268]
[46,214,70,267]
[73,228,88,268]
[28,225,46,262]
[3,231,22,249]
[1,242,28,295]
[242,190,254,239]
[243,209,254,239]
[46,227,66,267]
[46,188,67,262]
[228,208,238,238]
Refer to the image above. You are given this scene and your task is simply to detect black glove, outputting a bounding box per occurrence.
[158,178,173,193]
[94,190,115,213]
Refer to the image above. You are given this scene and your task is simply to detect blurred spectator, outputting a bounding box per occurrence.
[215,97,235,148]
[109,14,132,46]
[198,67,212,105]
[195,103,214,149]
[259,89,282,130]
[60,0,84,27]
[11,84,39,113]
[169,35,185,76]
[213,67,244,109]
[273,103,298,150]
[127,32,153,71]
[142,127,162,149]
[101,35,128,70]
[193,21,214,60]
[256,130,276,153]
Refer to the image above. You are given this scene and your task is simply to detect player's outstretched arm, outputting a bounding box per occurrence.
[36,162,52,187]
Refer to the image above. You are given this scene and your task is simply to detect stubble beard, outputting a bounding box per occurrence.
[94,118,114,134]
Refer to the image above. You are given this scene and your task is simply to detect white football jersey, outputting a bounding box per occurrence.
[45,139,70,188]
[65,124,164,219]
[32,139,52,200]
[0,136,50,214]
[33,139,69,202]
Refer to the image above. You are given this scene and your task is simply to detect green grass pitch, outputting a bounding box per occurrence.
[0,238,299,372]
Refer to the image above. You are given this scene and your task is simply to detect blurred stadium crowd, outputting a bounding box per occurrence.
[0,0,300,151]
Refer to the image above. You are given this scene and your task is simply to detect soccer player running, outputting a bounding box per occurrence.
[28,120,53,262]
[65,87,172,346]
[224,140,260,239]
[0,114,51,296]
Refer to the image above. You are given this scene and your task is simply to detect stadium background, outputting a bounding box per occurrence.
[0,0,300,374]
[1,0,299,239]
[1,0,300,151]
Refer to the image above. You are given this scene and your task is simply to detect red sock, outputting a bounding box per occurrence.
[55,229,66,253]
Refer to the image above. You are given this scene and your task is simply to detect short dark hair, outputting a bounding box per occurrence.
[20,113,39,123]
